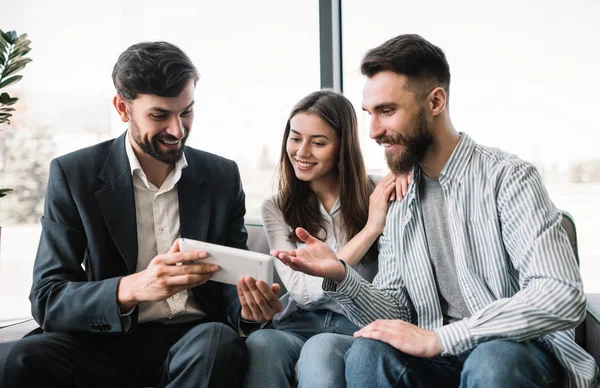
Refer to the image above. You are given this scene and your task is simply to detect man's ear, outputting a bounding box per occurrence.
[428,87,447,117]
[113,94,130,123]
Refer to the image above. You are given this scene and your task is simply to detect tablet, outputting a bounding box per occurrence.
[178,238,274,286]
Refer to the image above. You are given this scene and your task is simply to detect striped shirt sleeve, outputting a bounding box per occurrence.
[323,224,416,327]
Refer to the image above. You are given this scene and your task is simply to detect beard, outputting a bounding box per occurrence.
[376,107,434,175]
[130,116,188,165]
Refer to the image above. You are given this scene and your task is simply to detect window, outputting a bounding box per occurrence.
[0,0,320,320]
[342,0,600,292]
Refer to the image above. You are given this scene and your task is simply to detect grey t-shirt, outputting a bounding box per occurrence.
[419,174,471,324]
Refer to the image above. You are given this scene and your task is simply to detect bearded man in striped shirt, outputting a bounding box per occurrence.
[272,34,599,388]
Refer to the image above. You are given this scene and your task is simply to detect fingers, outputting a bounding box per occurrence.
[236,279,250,316]
[239,277,281,320]
[295,227,317,245]
[276,254,304,272]
[394,179,405,202]
[355,319,399,337]
[254,279,283,311]
[166,273,214,287]
[271,283,281,295]
[270,249,296,258]
[169,239,181,253]
[168,262,219,276]
[163,250,208,265]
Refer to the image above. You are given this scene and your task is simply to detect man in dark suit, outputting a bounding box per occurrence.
[0,41,281,388]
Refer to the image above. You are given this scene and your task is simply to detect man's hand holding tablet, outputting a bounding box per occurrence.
[179,238,282,322]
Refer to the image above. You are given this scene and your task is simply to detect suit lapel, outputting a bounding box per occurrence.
[95,133,138,274]
[178,149,211,242]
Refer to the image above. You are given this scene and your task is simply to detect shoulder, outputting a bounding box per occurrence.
[261,195,281,218]
[184,147,238,173]
[53,137,116,174]
[469,142,537,182]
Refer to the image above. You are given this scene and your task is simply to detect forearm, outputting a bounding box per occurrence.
[323,262,415,327]
[274,260,329,306]
[337,225,380,267]
[31,276,125,333]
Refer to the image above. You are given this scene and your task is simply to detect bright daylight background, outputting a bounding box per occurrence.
[0,0,598,321]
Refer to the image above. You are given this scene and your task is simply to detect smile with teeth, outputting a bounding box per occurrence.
[296,160,317,169]
[160,139,179,144]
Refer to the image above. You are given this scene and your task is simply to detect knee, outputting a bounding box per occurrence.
[297,334,351,385]
[299,333,350,365]
[345,337,404,372]
[0,335,48,372]
[245,329,298,364]
[182,322,246,364]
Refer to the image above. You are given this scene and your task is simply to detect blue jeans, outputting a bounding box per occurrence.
[244,309,358,388]
[345,338,563,388]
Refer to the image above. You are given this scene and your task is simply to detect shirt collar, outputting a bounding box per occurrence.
[317,196,341,216]
[124,129,188,187]
[438,132,475,185]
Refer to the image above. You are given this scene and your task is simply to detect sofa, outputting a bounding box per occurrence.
[1,214,599,371]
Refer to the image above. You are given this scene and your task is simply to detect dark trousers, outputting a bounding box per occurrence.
[0,320,248,388]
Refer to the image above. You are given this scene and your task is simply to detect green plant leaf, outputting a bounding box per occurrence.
[0,75,22,89]
[0,93,7,104]
[5,31,17,44]
[14,41,31,52]
[0,30,10,44]
[0,188,14,198]
[8,47,31,61]
[2,58,32,79]
[3,98,18,105]
[0,107,16,112]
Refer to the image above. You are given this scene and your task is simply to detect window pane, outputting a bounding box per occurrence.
[0,0,320,320]
[342,0,600,292]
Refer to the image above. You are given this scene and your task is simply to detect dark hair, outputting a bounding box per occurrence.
[361,34,451,101]
[276,90,372,243]
[112,41,199,101]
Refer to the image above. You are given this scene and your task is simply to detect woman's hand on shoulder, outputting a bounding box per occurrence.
[366,171,413,235]
[390,171,413,202]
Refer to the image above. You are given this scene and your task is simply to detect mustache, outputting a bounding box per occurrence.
[375,134,404,146]
[154,131,189,142]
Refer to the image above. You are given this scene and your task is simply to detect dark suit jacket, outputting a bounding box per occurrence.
[30,132,248,334]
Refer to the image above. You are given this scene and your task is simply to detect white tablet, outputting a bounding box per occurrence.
[179,238,274,286]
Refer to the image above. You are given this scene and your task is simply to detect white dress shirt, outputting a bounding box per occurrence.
[262,193,378,323]
[124,132,206,324]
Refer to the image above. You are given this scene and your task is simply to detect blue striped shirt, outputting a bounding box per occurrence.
[324,133,598,387]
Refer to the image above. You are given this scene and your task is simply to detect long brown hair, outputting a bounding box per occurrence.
[276,90,371,243]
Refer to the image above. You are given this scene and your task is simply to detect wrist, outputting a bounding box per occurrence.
[332,259,347,284]
[364,221,384,239]
[117,275,138,312]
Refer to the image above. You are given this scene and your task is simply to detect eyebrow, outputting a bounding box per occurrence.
[362,102,398,112]
[290,129,330,140]
[149,101,195,114]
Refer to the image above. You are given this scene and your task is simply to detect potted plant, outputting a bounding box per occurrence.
[0,29,32,257]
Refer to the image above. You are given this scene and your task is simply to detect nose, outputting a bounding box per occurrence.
[296,141,311,158]
[369,116,384,140]
[165,116,185,139]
